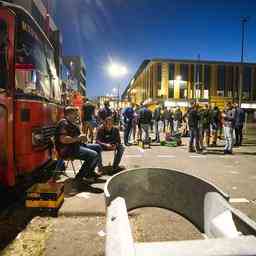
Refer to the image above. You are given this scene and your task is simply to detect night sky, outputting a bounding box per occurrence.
[49,0,256,98]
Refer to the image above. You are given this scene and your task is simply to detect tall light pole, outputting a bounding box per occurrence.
[239,17,249,107]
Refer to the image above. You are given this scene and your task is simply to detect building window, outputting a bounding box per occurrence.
[168,63,175,98]
[204,65,211,99]
[243,66,252,100]
[179,64,188,99]
[195,64,203,99]
[204,65,211,90]
[234,66,239,99]
[226,66,234,98]
[180,64,188,81]
[217,65,225,96]
[157,63,162,82]
[150,66,154,97]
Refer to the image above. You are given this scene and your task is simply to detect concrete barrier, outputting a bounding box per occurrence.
[104,168,256,256]
[204,192,256,238]
[105,168,229,232]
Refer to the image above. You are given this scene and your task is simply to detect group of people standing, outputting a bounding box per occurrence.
[187,102,246,154]
[55,98,246,187]
[122,103,184,145]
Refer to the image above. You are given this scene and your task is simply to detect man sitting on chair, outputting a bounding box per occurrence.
[55,107,103,183]
[96,117,125,173]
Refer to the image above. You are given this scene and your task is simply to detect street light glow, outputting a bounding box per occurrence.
[108,63,128,78]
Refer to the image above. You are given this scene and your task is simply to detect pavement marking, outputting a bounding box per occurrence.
[189,155,206,158]
[76,192,91,199]
[229,198,250,203]
[157,155,176,158]
[219,155,235,158]
[98,230,106,237]
[229,171,240,175]
[232,186,237,190]
[125,154,143,158]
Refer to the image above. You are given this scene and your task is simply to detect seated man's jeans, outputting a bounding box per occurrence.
[113,144,125,169]
[73,144,102,179]
[84,143,103,170]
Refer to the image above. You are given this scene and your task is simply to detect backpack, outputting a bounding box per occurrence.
[139,107,152,124]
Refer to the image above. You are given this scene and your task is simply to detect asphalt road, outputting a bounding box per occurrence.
[1,129,256,256]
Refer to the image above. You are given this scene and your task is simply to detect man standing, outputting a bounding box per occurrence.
[222,102,236,154]
[82,99,95,143]
[138,104,152,143]
[123,104,134,146]
[188,103,201,153]
[55,107,102,184]
[234,104,245,147]
[98,101,112,123]
[96,117,125,173]
[210,106,221,147]
[173,107,182,133]
[200,105,211,148]
[153,105,162,143]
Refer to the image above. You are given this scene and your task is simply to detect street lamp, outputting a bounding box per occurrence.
[239,17,249,107]
[176,75,182,81]
[108,63,128,107]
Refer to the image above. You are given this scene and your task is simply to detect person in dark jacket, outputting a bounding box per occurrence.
[55,107,102,184]
[173,107,182,133]
[210,106,221,146]
[234,103,245,147]
[82,99,95,143]
[188,103,201,153]
[138,104,152,143]
[98,101,112,123]
[96,117,125,173]
[153,105,162,143]
[123,104,134,146]
[199,105,211,148]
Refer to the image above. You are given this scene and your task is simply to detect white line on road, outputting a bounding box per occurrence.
[125,155,143,158]
[219,155,235,158]
[229,198,249,203]
[189,155,206,158]
[229,171,240,175]
[157,155,176,158]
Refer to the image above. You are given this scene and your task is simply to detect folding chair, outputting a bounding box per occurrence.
[55,157,83,177]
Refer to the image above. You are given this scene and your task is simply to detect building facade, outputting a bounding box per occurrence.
[63,56,87,96]
[123,59,256,108]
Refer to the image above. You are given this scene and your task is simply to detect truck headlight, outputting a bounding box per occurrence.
[32,131,44,146]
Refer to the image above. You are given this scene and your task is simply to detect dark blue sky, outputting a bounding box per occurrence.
[50,0,256,97]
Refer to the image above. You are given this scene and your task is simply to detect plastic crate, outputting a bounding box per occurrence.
[26,182,64,209]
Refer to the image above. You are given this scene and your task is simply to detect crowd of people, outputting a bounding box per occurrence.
[186,102,246,154]
[54,98,246,187]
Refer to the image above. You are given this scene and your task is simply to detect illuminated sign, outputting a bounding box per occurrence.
[241,103,256,109]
